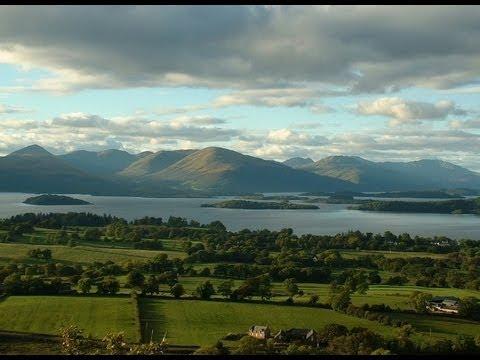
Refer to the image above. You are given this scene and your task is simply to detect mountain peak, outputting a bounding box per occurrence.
[8,144,53,157]
[283,157,315,169]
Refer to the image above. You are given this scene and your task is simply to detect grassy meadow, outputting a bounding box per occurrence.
[138,297,397,346]
[0,242,185,265]
[0,296,140,342]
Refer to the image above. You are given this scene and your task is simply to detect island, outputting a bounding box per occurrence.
[23,194,92,206]
[352,198,480,214]
[301,190,463,199]
[201,200,319,210]
[240,194,310,201]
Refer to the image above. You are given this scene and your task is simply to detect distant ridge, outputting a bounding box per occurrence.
[143,147,353,194]
[1,144,480,196]
[59,149,137,176]
[118,149,197,178]
[0,145,129,195]
[283,157,314,169]
[302,155,480,191]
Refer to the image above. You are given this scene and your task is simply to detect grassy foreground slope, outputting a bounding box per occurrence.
[140,298,480,346]
[0,296,140,342]
[139,298,396,346]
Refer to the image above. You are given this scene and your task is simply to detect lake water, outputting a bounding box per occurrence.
[0,192,478,240]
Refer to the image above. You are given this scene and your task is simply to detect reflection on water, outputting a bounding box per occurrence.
[0,192,478,240]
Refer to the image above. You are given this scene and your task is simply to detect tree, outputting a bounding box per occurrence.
[128,338,167,355]
[193,341,230,355]
[328,283,352,312]
[408,291,433,314]
[458,297,480,319]
[232,336,265,355]
[102,332,128,355]
[170,283,185,299]
[143,275,160,295]
[283,344,315,355]
[3,273,24,294]
[126,271,145,290]
[77,278,92,294]
[196,280,215,299]
[59,325,84,355]
[218,280,234,299]
[308,294,320,305]
[318,323,349,345]
[83,228,102,242]
[284,278,299,297]
[97,276,120,295]
[453,335,478,353]
[368,271,382,284]
[258,284,272,301]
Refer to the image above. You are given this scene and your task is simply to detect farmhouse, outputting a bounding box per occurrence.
[248,325,271,339]
[274,328,318,345]
[427,296,460,314]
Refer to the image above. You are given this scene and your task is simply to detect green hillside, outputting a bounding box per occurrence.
[145,147,353,194]
[0,145,126,195]
[118,149,197,178]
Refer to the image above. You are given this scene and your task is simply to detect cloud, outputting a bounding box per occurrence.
[51,113,110,128]
[309,104,336,114]
[1,6,480,93]
[0,113,240,155]
[213,88,322,108]
[0,103,31,114]
[266,128,328,146]
[355,97,466,125]
[3,111,480,171]
[449,118,480,129]
[169,116,228,126]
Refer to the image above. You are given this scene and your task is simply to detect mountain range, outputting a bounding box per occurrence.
[1,144,479,196]
[285,155,480,191]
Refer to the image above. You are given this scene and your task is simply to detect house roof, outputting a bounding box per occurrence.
[274,328,316,339]
[250,325,269,332]
[430,296,459,303]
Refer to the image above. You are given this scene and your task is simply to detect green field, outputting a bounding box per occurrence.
[140,297,480,346]
[391,313,480,340]
[0,242,185,265]
[338,249,448,259]
[139,297,397,346]
[0,296,140,341]
[176,277,480,310]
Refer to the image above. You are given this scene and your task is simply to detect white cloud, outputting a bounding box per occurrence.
[356,97,466,125]
[213,88,321,108]
[50,113,110,128]
[0,113,240,156]
[0,103,31,114]
[449,118,480,129]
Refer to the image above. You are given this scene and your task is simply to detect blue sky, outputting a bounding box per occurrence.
[1,6,480,170]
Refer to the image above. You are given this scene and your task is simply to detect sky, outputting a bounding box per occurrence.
[1,5,480,170]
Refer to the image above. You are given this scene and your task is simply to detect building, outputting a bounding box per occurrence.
[427,296,460,314]
[274,328,318,345]
[248,325,271,340]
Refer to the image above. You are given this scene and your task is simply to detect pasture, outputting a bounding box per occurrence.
[0,296,140,342]
[338,249,449,260]
[0,242,185,265]
[176,277,480,310]
[139,297,396,346]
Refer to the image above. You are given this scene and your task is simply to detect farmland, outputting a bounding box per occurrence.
[176,277,480,310]
[0,242,185,265]
[138,297,396,346]
[0,296,140,342]
[1,212,480,355]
